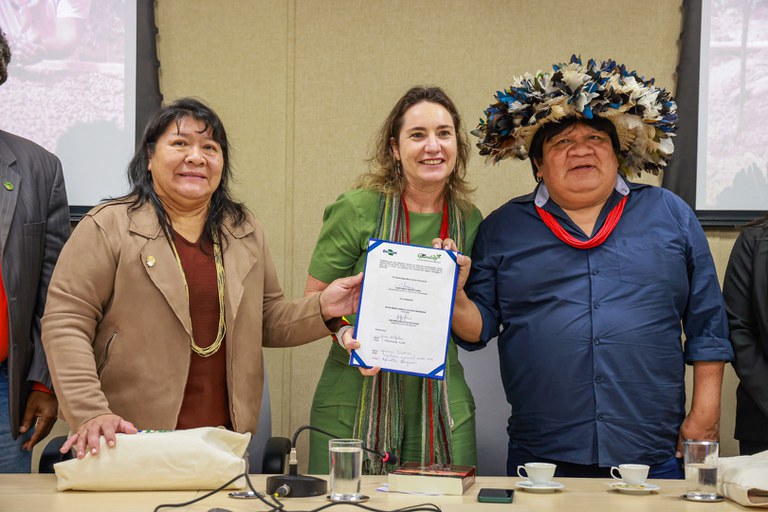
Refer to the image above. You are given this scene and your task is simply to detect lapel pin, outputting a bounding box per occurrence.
[145,255,156,268]
[3,181,13,191]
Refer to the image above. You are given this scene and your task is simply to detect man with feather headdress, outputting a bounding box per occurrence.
[447,57,733,478]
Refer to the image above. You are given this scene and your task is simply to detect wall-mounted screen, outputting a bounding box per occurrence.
[0,0,161,220]
[664,0,768,226]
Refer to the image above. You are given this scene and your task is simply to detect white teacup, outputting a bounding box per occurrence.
[517,462,557,485]
[610,464,650,486]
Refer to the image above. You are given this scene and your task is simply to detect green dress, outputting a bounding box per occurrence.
[307,188,482,473]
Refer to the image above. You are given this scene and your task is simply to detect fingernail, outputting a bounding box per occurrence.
[91,448,97,455]
[108,440,115,447]
[77,451,84,458]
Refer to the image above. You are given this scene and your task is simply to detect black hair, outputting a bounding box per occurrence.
[744,213,768,228]
[528,116,621,180]
[123,97,246,246]
[0,28,11,86]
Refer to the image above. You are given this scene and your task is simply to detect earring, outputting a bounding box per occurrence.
[396,161,403,176]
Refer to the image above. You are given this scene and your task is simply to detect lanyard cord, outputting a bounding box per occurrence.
[400,197,450,243]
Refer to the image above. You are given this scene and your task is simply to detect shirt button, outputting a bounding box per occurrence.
[595,376,602,383]
[593,338,601,345]
[592,269,599,275]
[597,414,604,421]
[593,303,600,309]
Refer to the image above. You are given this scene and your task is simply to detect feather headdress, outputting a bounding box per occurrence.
[473,55,678,176]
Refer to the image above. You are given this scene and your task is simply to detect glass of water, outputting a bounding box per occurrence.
[683,440,721,501]
[328,439,364,502]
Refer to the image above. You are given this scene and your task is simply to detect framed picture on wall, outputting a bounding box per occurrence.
[663,0,768,226]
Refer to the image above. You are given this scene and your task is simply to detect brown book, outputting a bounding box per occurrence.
[387,462,476,495]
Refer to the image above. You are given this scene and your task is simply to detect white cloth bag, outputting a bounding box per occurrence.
[54,427,251,491]
[718,450,768,507]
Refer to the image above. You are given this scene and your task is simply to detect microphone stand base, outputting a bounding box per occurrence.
[266,474,327,497]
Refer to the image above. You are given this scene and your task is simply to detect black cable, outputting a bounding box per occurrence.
[311,503,441,512]
[153,473,247,512]
[291,425,397,464]
[152,471,440,512]
[291,425,339,447]
[269,494,440,512]
[273,504,441,512]
[152,473,279,512]
[247,473,285,511]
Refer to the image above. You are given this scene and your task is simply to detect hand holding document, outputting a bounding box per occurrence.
[350,239,459,379]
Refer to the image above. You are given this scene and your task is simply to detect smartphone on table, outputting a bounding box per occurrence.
[477,488,515,503]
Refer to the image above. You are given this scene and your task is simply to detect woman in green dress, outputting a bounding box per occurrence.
[305,86,482,474]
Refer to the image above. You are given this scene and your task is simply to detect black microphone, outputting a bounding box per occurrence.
[265,425,398,498]
[301,426,398,466]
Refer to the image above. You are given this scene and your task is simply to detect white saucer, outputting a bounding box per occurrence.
[607,482,661,495]
[515,480,566,493]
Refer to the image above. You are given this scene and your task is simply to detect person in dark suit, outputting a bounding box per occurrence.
[723,215,768,455]
[0,27,69,473]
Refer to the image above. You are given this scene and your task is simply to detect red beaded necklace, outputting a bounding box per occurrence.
[535,195,627,250]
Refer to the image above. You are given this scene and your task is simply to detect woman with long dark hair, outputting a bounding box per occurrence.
[42,98,361,458]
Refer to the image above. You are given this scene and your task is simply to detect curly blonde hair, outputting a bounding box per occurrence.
[358,86,474,212]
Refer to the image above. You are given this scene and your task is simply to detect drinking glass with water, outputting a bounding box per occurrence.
[683,440,723,502]
[328,439,365,502]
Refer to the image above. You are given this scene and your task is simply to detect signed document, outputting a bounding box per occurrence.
[350,239,459,379]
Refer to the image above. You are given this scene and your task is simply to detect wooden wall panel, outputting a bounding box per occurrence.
[148,0,741,467]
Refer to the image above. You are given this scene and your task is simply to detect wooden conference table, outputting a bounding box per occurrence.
[0,474,752,512]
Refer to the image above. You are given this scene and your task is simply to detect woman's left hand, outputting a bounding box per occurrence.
[319,272,363,321]
[337,330,381,377]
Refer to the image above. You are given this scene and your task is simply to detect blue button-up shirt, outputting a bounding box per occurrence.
[456,177,733,467]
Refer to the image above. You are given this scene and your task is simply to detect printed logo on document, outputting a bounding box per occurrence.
[417,253,441,262]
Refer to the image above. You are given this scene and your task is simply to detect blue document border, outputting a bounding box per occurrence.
[349,238,459,380]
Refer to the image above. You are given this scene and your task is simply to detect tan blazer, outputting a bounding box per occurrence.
[42,199,330,433]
